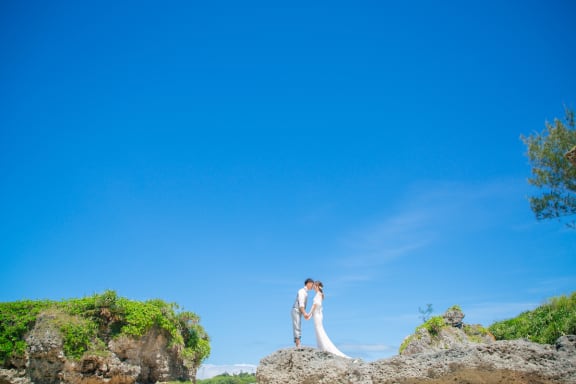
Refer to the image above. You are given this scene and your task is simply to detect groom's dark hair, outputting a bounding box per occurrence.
[304,278,314,285]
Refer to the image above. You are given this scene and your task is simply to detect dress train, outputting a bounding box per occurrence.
[312,294,349,358]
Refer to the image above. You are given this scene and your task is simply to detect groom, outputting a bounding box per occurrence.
[292,278,315,347]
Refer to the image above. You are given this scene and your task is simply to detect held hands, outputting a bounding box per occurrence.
[304,313,312,320]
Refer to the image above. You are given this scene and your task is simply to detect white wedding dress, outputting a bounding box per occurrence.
[312,293,349,358]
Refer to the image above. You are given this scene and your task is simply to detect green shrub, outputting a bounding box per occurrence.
[462,323,491,343]
[417,315,446,337]
[399,314,447,354]
[398,334,415,355]
[60,320,97,359]
[165,372,257,384]
[0,300,51,365]
[489,291,576,344]
[197,372,257,384]
[0,291,210,366]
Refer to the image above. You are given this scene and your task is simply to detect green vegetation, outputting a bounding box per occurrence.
[521,107,576,227]
[462,323,490,344]
[0,300,51,363]
[165,372,257,384]
[59,315,98,359]
[398,315,447,354]
[197,372,256,384]
[417,315,445,337]
[489,291,576,344]
[399,304,488,354]
[398,335,412,354]
[0,290,210,367]
[400,292,576,354]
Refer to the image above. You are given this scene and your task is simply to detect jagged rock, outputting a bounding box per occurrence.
[258,307,575,384]
[556,335,576,353]
[25,312,66,384]
[257,348,367,384]
[59,354,140,384]
[0,310,195,384]
[257,338,576,384]
[442,306,464,328]
[0,369,31,384]
[109,329,193,382]
[400,308,495,356]
[400,323,495,356]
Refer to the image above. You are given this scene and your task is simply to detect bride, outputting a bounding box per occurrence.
[306,281,349,358]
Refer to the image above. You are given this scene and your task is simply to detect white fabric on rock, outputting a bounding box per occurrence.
[312,293,349,358]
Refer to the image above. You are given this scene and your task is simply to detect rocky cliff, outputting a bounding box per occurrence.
[0,292,209,384]
[257,337,576,384]
[0,312,194,384]
[257,307,576,383]
[399,305,495,355]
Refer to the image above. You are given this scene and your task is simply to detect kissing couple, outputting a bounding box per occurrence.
[291,278,349,358]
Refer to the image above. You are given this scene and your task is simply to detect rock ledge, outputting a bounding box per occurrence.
[256,336,576,384]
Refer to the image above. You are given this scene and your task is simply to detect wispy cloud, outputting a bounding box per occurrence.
[336,178,524,271]
[336,209,434,270]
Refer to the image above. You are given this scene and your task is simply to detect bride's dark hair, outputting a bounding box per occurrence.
[315,281,325,299]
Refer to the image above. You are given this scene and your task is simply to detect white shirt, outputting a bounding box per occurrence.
[295,287,308,309]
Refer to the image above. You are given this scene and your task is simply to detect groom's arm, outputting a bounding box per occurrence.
[297,289,307,315]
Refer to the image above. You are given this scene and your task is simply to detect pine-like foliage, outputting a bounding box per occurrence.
[521,107,576,227]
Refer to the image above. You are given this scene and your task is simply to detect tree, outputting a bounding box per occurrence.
[198,372,256,384]
[521,107,576,228]
[418,304,433,323]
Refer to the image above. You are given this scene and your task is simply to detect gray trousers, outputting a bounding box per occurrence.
[291,307,302,341]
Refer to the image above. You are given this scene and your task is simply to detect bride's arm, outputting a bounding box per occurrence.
[305,304,316,320]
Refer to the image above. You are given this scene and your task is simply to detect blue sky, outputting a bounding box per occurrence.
[1,0,575,379]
